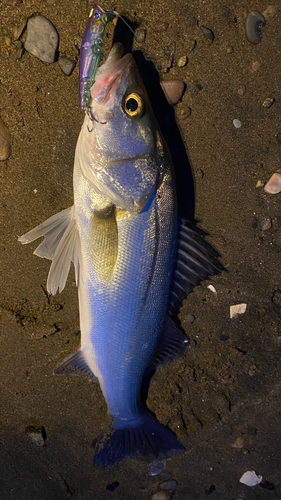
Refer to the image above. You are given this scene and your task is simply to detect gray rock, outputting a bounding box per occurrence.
[25,425,46,445]
[261,217,272,231]
[164,42,176,71]
[25,16,59,63]
[148,460,165,476]
[58,57,76,76]
[185,314,195,323]
[159,479,178,490]
[0,118,12,160]
[201,26,214,41]
[246,11,265,45]
[134,28,146,43]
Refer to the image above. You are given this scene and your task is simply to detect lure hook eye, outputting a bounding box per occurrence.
[123,93,145,119]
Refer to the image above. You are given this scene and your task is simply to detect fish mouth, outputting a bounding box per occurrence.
[90,44,135,106]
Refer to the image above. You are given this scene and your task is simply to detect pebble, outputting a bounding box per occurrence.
[231,437,244,449]
[195,169,204,178]
[207,284,216,292]
[188,39,196,51]
[160,80,185,105]
[262,97,275,108]
[220,334,229,341]
[230,303,247,318]
[58,57,76,76]
[251,60,261,72]
[148,460,165,476]
[233,119,242,128]
[25,425,46,445]
[272,289,281,307]
[159,480,178,490]
[251,216,258,229]
[262,5,277,18]
[154,21,169,32]
[177,55,188,68]
[246,11,266,45]
[264,173,281,194]
[191,83,203,97]
[16,47,25,60]
[256,180,264,187]
[25,16,59,63]
[201,26,214,41]
[151,492,170,500]
[227,46,233,53]
[164,42,176,71]
[261,217,272,230]
[0,118,12,160]
[238,86,246,96]
[248,364,260,376]
[106,481,119,491]
[239,470,262,486]
[177,105,191,120]
[5,37,11,46]
[14,21,27,40]
[185,314,195,323]
[134,28,146,43]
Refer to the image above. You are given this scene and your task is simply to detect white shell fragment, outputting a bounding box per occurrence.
[264,173,281,194]
[207,285,216,293]
[233,119,242,128]
[230,303,247,318]
[239,470,262,486]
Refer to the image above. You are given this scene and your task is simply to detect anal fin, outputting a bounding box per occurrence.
[55,350,98,382]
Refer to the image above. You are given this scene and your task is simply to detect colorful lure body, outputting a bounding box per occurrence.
[79,4,117,109]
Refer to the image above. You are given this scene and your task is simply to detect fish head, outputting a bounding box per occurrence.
[81,43,166,213]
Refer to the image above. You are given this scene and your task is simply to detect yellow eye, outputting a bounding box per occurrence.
[123,93,145,119]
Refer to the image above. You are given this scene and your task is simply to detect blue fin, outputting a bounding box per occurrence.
[169,219,224,314]
[148,317,189,369]
[93,414,185,468]
[54,350,98,381]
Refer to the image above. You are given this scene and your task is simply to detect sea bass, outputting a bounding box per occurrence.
[19,43,220,468]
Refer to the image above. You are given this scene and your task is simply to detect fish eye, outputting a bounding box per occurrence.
[94,12,100,19]
[123,93,145,119]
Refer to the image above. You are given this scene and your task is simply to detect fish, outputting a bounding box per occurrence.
[79,3,117,109]
[19,42,222,468]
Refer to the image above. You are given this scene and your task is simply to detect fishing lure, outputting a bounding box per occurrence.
[79,4,117,109]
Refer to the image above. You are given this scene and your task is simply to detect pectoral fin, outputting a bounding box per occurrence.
[55,350,98,381]
[19,206,81,295]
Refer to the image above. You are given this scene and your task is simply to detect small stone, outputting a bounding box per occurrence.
[154,21,169,32]
[58,57,76,76]
[14,40,23,49]
[231,437,244,449]
[251,61,261,72]
[242,448,250,454]
[246,12,266,45]
[177,56,188,68]
[164,42,176,71]
[251,216,258,229]
[262,97,275,108]
[18,118,25,127]
[5,37,11,46]
[148,460,165,476]
[186,16,198,27]
[25,425,46,446]
[134,28,146,43]
[0,118,12,160]
[191,83,203,97]
[272,289,281,307]
[248,364,260,376]
[188,39,196,51]
[238,86,246,96]
[239,470,262,486]
[233,119,241,128]
[159,480,178,490]
[177,105,191,120]
[201,26,214,41]
[185,314,195,323]
[160,80,185,105]
[16,48,25,60]
[256,180,264,187]
[25,16,59,63]
[151,492,169,500]
[14,21,27,40]
[262,5,277,18]
[195,169,204,178]
[220,334,229,341]
[106,481,119,491]
[207,284,216,293]
[264,173,281,194]
[260,217,272,230]
[276,133,281,145]
[227,46,233,53]
[230,303,247,318]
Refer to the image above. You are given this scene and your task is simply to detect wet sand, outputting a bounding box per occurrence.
[1,0,281,498]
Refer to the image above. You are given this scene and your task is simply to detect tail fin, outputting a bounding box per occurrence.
[93,415,185,469]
